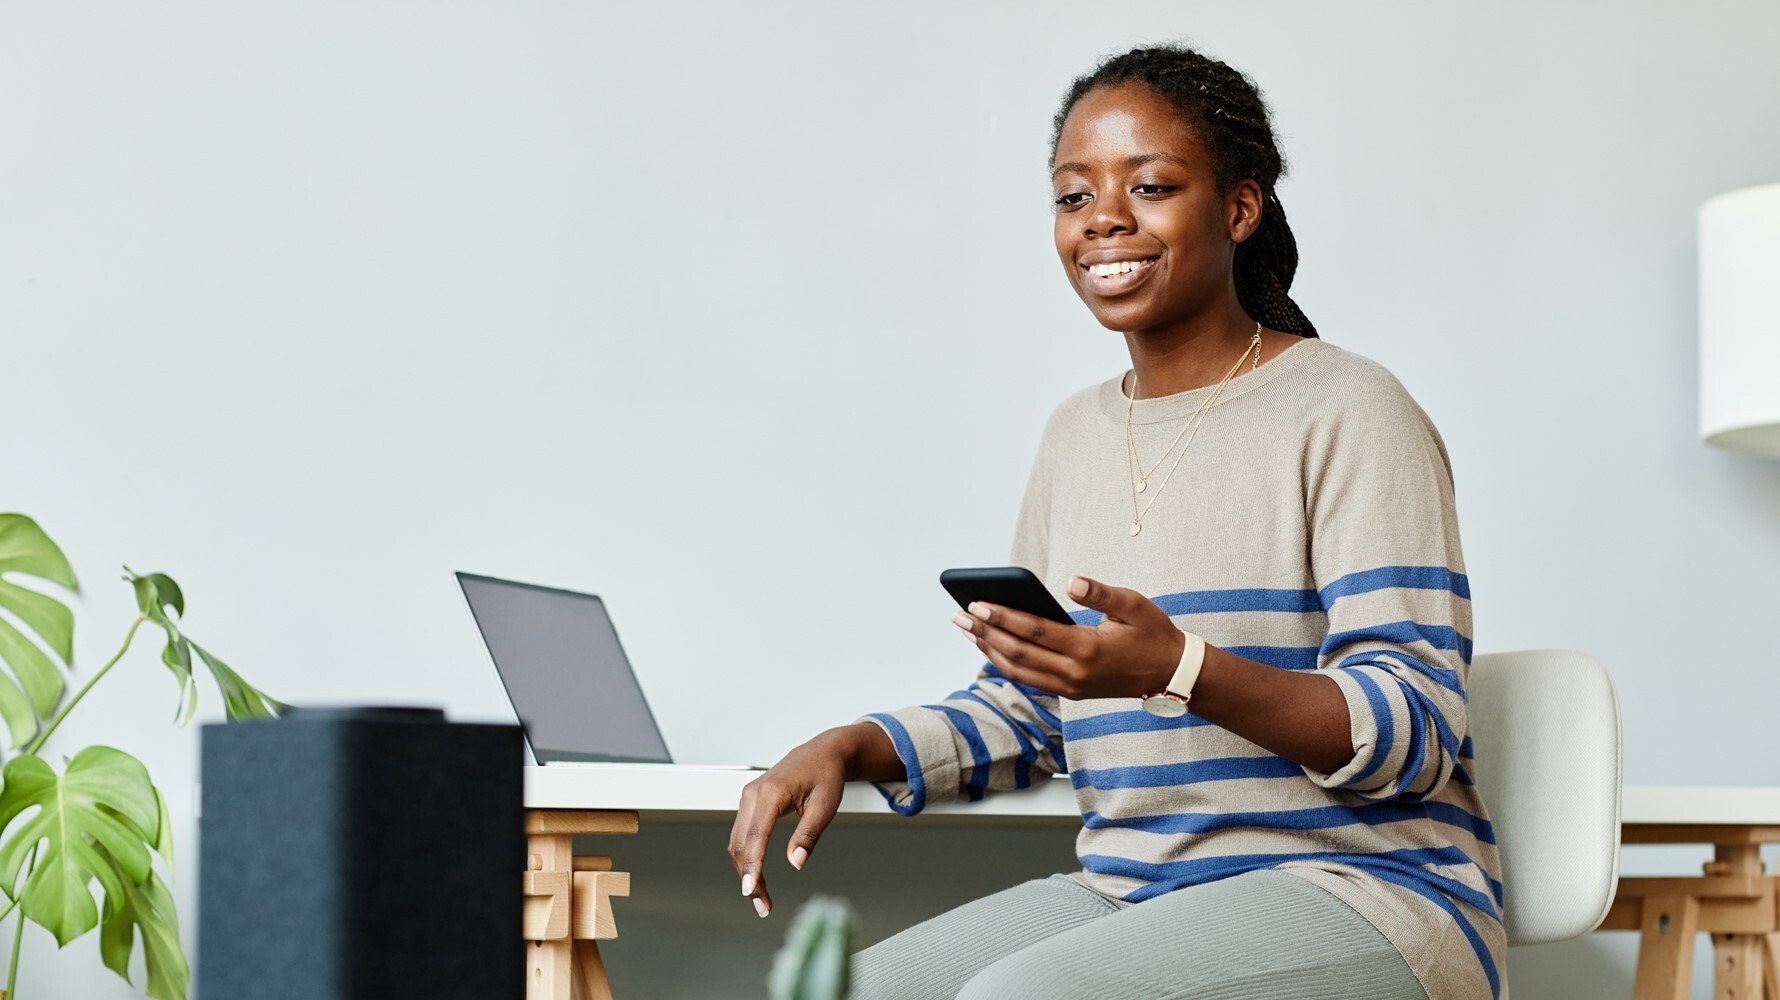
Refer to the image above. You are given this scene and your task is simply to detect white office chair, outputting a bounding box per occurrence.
[1467,647,1623,992]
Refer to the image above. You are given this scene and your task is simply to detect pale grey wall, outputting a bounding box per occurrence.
[4,1,1778,997]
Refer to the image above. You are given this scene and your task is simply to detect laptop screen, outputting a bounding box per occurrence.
[457,573,672,764]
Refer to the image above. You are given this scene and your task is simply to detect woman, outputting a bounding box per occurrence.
[726,42,1503,1000]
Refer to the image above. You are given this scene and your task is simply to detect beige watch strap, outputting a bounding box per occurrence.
[1163,628,1207,701]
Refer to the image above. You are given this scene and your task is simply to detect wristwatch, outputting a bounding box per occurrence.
[1140,628,1206,718]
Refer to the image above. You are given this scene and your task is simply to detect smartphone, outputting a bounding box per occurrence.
[940,566,1076,626]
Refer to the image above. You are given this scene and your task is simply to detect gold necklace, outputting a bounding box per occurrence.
[1123,322,1263,537]
[1125,322,1263,490]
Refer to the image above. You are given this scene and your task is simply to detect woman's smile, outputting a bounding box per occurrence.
[1080,253,1162,297]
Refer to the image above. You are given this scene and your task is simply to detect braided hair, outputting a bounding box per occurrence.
[1049,44,1317,339]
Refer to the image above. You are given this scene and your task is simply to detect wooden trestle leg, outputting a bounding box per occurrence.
[522,810,638,1000]
[1604,824,1780,1000]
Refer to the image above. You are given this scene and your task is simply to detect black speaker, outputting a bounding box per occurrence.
[197,706,524,1000]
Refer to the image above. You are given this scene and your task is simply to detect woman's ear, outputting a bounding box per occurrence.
[1228,179,1265,244]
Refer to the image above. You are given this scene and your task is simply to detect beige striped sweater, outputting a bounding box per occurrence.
[856,336,1505,1000]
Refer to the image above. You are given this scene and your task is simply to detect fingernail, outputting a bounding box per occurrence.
[790,846,808,870]
[968,602,990,620]
[754,897,770,918]
[1069,577,1088,598]
[741,872,754,896]
[952,612,973,629]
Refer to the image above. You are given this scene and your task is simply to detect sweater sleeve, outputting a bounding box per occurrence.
[854,417,1068,817]
[1297,387,1474,803]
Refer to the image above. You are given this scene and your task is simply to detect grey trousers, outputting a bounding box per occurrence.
[849,869,1429,1000]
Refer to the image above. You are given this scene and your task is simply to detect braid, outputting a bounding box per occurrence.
[1049,43,1318,338]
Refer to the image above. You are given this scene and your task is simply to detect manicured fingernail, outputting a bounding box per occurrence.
[754,897,770,918]
[741,872,754,896]
[1069,577,1088,598]
[790,846,808,870]
[968,602,990,620]
[952,612,973,629]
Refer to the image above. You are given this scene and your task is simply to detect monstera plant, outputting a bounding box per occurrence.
[0,513,282,999]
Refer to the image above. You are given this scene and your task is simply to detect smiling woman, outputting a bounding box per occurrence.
[727,41,1501,1000]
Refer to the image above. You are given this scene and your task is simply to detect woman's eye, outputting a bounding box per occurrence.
[1134,184,1173,195]
[1055,192,1088,206]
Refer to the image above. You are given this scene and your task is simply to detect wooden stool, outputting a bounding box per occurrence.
[522,809,638,1000]
[1602,824,1780,999]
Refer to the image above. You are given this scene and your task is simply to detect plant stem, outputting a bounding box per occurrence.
[24,616,146,757]
[4,845,35,999]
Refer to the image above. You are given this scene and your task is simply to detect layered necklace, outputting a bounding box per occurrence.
[1123,321,1263,537]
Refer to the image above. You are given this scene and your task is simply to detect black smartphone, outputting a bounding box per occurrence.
[940,566,1076,626]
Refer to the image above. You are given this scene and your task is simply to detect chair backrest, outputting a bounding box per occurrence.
[1467,648,1622,945]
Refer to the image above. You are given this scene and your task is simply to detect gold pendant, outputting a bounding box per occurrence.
[1136,478,1147,493]
[1129,521,1141,536]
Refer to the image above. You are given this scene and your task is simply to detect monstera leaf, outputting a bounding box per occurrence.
[129,569,284,724]
[0,514,78,749]
[97,835,187,1000]
[0,747,159,946]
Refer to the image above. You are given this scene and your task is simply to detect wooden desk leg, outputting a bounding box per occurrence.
[573,939,614,1000]
[1761,932,1779,999]
[527,833,575,1000]
[1706,845,1768,1000]
[1634,894,1700,1000]
[524,810,640,1000]
[1710,931,1764,1000]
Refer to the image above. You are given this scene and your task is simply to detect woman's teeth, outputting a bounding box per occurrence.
[1087,258,1155,277]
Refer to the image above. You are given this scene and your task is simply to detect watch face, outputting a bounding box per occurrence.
[1141,694,1188,718]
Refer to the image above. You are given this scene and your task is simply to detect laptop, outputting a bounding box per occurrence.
[456,571,768,770]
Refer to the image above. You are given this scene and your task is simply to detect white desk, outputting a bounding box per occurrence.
[526,768,1780,825]
[519,770,1780,1000]
[524,765,1080,823]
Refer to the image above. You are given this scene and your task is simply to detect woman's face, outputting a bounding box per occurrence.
[1051,81,1255,333]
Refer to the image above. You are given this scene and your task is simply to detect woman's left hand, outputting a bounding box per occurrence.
[952,574,1186,700]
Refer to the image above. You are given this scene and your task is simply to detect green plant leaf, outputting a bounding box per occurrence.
[152,783,175,879]
[129,570,183,624]
[96,837,189,999]
[0,514,78,749]
[0,747,159,945]
[125,569,283,723]
[135,571,199,724]
[191,642,284,720]
[157,631,199,727]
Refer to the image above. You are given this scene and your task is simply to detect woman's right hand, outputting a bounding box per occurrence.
[726,730,852,919]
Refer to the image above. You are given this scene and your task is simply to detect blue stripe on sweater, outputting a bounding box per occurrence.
[949,689,1048,783]
[1318,564,1471,606]
[961,680,1067,771]
[1085,847,1502,919]
[1328,627,1469,691]
[1331,619,1466,679]
[1360,865,1501,998]
[1082,798,1496,847]
[1070,755,1304,790]
[978,663,1064,731]
[862,712,925,816]
[1150,586,1326,615]
[930,705,991,801]
[1330,659,1465,798]
[1342,665,1398,785]
[1065,707,1218,740]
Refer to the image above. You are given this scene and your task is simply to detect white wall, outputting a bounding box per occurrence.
[4,2,1779,997]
